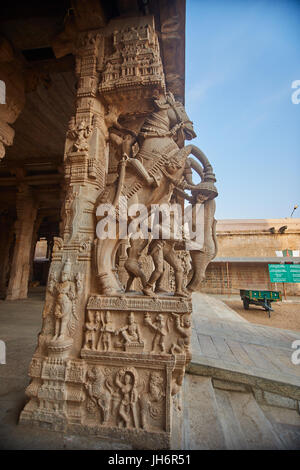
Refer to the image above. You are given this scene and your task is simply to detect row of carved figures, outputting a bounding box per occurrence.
[83,310,191,355]
[85,366,165,431]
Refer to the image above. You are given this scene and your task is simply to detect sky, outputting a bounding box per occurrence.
[185,0,300,220]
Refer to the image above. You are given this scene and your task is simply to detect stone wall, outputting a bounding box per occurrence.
[202,262,300,296]
[201,218,300,296]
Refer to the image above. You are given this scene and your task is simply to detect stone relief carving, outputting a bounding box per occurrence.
[116,312,144,352]
[85,367,113,424]
[143,239,188,298]
[65,360,86,384]
[48,259,83,344]
[99,22,165,97]
[97,310,116,352]
[115,367,139,429]
[95,89,217,297]
[144,312,168,354]
[67,119,93,154]
[83,310,100,351]
[139,371,165,430]
[21,11,218,449]
[170,313,191,355]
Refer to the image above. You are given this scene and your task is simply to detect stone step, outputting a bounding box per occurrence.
[192,292,246,322]
[182,375,227,450]
[182,374,299,449]
[213,388,285,449]
[189,293,300,404]
[259,405,300,450]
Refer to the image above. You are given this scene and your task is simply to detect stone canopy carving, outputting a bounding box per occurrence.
[20,11,218,450]
[99,21,165,95]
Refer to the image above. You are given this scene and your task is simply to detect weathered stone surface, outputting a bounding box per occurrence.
[183,375,226,449]
[1,288,300,449]
[17,5,218,448]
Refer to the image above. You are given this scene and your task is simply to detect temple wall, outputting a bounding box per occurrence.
[201,218,300,296]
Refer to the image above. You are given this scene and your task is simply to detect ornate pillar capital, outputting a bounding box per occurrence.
[0,36,25,160]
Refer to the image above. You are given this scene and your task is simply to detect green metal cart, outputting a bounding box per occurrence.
[240,289,282,318]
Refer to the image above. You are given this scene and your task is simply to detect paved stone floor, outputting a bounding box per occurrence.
[190,293,300,398]
[1,290,300,449]
[0,290,131,450]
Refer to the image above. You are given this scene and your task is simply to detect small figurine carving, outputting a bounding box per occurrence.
[85,367,112,424]
[116,312,144,351]
[83,311,100,350]
[142,204,189,298]
[139,372,165,430]
[144,312,168,353]
[67,120,92,153]
[48,260,80,342]
[115,368,139,429]
[48,272,57,294]
[170,313,191,355]
[124,237,149,293]
[97,311,116,352]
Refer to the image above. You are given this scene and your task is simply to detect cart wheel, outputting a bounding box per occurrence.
[243,298,250,310]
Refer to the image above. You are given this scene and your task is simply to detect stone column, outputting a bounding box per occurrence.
[46,237,54,260]
[0,36,25,159]
[6,185,38,300]
[20,12,217,450]
[0,214,14,298]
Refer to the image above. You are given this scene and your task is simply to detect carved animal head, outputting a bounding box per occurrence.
[166,92,196,141]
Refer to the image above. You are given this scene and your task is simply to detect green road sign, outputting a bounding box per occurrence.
[268,264,290,282]
[289,265,300,283]
[268,264,300,283]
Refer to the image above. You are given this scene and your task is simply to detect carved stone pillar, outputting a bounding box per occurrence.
[46,237,54,261]
[0,36,25,159]
[20,26,109,429]
[20,13,218,449]
[0,214,14,298]
[6,186,38,300]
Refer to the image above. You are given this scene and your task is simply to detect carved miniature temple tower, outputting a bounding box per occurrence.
[20,11,218,449]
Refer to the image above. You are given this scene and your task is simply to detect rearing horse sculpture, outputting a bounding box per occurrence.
[95,92,218,295]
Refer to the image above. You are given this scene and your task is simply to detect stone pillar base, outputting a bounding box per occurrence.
[20,294,192,449]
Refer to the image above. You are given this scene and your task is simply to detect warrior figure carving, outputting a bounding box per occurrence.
[95,90,218,296]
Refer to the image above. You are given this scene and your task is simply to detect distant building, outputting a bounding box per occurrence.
[202,218,300,296]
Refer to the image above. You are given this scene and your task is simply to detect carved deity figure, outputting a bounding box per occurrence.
[97,311,116,352]
[143,197,189,298]
[139,372,165,430]
[124,237,149,293]
[144,312,167,353]
[85,367,112,424]
[83,311,100,350]
[67,119,92,153]
[106,104,156,187]
[48,259,81,342]
[143,239,188,298]
[105,104,137,159]
[117,312,143,347]
[115,369,139,428]
[170,314,191,355]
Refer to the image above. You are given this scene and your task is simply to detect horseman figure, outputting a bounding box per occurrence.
[95,90,218,296]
